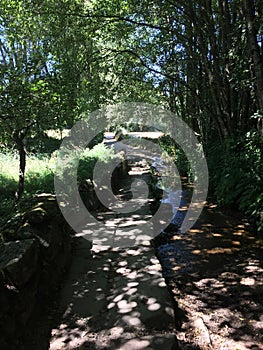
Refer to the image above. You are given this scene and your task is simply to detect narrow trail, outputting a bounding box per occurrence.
[49,157,178,350]
[23,134,263,349]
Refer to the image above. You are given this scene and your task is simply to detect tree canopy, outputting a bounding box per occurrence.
[0,0,262,226]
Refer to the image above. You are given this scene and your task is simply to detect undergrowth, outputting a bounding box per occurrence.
[207,131,263,232]
[158,131,262,232]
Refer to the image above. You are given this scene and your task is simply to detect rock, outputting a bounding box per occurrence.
[79,179,100,210]
[23,207,48,224]
[22,194,59,226]
[0,229,22,242]
[191,316,212,349]
[0,239,39,287]
[0,195,73,350]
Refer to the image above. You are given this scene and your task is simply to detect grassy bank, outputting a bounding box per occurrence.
[0,143,116,228]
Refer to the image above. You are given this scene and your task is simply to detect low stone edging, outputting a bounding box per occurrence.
[0,194,73,350]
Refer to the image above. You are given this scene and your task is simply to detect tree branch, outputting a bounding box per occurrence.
[33,9,168,32]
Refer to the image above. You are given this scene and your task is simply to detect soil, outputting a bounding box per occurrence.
[164,203,263,350]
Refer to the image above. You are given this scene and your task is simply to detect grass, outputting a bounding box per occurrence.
[0,152,54,227]
[0,152,53,193]
[0,142,116,230]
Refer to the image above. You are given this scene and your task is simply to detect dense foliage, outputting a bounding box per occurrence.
[0,0,262,229]
[208,130,262,231]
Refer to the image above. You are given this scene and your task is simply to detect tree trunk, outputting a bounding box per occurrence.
[14,132,26,202]
[243,0,263,113]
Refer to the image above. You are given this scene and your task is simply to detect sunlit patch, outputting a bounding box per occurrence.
[109,326,124,338]
[146,265,161,274]
[123,338,151,349]
[127,271,139,279]
[146,297,157,304]
[194,278,224,289]
[58,323,68,330]
[179,206,188,211]
[117,300,137,314]
[126,287,137,295]
[126,249,140,256]
[116,267,131,274]
[237,224,245,229]
[107,302,116,309]
[206,247,239,254]
[121,315,142,327]
[172,235,182,240]
[127,281,139,287]
[189,229,202,234]
[240,277,256,286]
[245,262,263,273]
[172,265,181,271]
[212,233,223,237]
[192,249,202,255]
[158,281,166,287]
[233,230,245,236]
[202,223,213,231]
[148,303,161,311]
[113,294,123,303]
[232,240,241,246]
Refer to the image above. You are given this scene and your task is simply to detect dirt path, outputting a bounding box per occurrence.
[22,135,263,349]
[160,205,263,349]
[48,158,178,349]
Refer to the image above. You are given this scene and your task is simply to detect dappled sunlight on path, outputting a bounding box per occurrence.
[156,203,263,349]
[50,148,263,350]
[49,240,177,350]
[49,157,179,349]
[47,136,263,349]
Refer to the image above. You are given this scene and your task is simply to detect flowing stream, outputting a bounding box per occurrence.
[150,156,195,278]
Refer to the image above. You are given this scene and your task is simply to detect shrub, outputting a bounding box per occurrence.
[158,134,191,177]
[207,131,262,232]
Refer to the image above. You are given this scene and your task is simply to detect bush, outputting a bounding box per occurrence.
[207,131,262,232]
[158,134,191,177]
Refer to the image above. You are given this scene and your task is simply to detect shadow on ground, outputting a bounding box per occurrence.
[156,204,263,349]
[19,151,263,350]
[48,237,179,350]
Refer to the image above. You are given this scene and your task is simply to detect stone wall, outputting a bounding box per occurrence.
[0,194,73,350]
